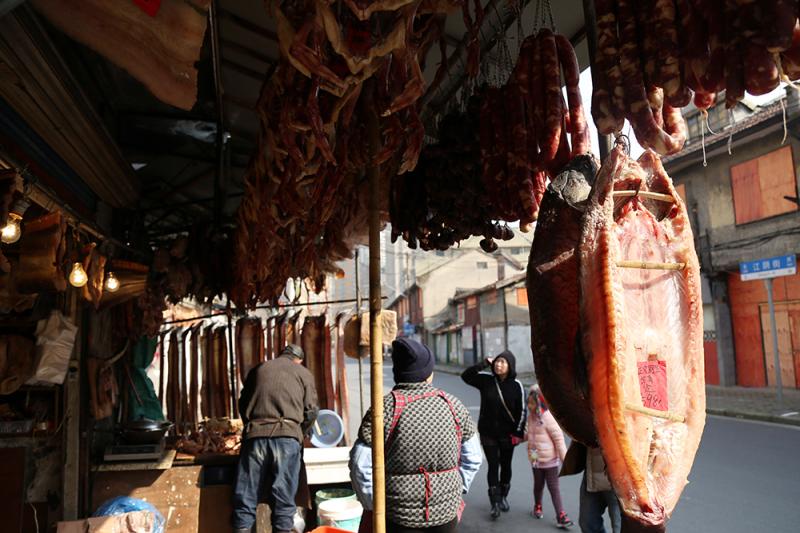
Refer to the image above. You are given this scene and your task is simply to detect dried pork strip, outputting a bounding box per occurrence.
[32,0,210,110]
[201,325,214,418]
[17,212,67,294]
[188,325,200,427]
[335,314,350,437]
[528,155,599,446]
[579,146,705,531]
[166,330,180,425]
[178,328,190,433]
[213,327,232,418]
[302,316,335,411]
[236,317,264,383]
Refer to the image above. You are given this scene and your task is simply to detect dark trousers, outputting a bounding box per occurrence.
[533,466,564,514]
[232,436,301,532]
[386,517,458,533]
[482,436,515,486]
[578,474,621,533]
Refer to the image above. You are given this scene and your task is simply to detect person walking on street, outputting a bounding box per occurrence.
[461,351,527,519]
[350,338,482,533]
[232,344,319,533]
[561,441,621,533]
[527,385,572,528]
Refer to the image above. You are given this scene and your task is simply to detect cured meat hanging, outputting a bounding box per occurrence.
[334,313,350,436]
[391,26,593,252]
[32,0,211,110]
[302,315,336,412]
[527,154,600,446]
[81,243,107,309]
[579,144,705,531]
[590,0,800,154]
[188,325,201,428]
[166,329,181,429]
[202,325,231,419]
[231,0,457,306]
[16,212,67,294]
[236,317,265,383]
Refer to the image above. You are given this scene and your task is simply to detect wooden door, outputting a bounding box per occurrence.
[760,302,798,388]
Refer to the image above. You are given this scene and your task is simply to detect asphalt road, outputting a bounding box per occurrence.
[345,359,800,533]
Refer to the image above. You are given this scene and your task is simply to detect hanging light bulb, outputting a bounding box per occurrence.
[68,262,88,287]
[0,212,22,244]
[104,271,120,292]
[1,197,29,244]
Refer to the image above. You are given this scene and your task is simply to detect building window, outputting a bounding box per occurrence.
[707,103,730,132]
[512,247,526,255]
[476,261,488,269]
[687,114,701,142]
[467,296,478,309]
[457,303,465,322]
[436,250,445,256]
[730,146,798,224]
[516,287,528,306]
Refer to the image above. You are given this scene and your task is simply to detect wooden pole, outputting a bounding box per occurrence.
[365,81,386,533]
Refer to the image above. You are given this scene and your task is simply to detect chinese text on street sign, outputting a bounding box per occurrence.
[739,254,796,282]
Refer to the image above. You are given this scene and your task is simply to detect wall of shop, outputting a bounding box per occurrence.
[728,271,800,388]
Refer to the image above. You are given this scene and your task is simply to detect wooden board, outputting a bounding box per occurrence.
[760,302,798,388]
[92,465,202,533]
[94,450,176,472]
[730,158,762,224]
[756,145,797,220]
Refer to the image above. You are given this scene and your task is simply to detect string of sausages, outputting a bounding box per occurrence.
[592,0,800,155]
[390,29,593,253]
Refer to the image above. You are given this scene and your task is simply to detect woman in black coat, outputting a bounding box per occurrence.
[461,350,527,519]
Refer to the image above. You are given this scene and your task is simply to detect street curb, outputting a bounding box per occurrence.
[706,408,800,427]
[435,364,800,428]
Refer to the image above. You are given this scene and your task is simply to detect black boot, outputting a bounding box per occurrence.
[499,483,511,512]
[488,486,501,519]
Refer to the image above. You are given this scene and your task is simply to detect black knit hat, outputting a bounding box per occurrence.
[282,344,305,360]
[392,338,434,383]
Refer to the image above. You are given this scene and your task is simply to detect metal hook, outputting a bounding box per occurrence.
[614,134,631,156]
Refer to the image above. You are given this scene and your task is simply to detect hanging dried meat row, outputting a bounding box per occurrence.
[591,0,800,154]
[231,0,457,307]
[391,28,594,252]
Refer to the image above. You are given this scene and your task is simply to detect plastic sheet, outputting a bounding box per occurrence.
[93,497,165,533]
[27,310,77,385]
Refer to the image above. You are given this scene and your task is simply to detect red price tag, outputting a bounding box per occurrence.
[638,360,668,411]
[133,0,162,17]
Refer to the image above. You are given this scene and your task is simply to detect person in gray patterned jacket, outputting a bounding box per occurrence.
[349,338,483,533]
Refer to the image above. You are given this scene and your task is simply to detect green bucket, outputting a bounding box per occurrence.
[314,488,356,509]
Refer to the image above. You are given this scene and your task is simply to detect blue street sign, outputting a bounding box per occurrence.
[739,254,797,281]
[403,322,415,336]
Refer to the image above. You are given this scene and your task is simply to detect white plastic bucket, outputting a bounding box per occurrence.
[317,497,363,532]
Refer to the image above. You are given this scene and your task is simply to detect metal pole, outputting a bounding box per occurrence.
[227,311,239,418]
[365,82,386,533]
[355,247,365,417]
[764,278,784,411]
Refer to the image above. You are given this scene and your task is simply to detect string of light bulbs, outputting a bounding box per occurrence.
[1,169,124,293]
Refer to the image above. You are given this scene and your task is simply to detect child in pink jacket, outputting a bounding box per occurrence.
[527,385,572,528]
